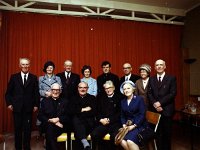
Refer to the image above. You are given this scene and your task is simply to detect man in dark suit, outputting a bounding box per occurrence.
[5,58,39,150]
[57,59,80,100]
[91,80,122,150]
[119,63,140,86]
[70,81,96,150]
[38,83,70,150]
[97,61,120,96]
[148,59,177,150]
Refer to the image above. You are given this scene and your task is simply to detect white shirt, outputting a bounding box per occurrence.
[65,71,71,78]
[157,72,165,82]
[21,72,29,84]
[142,77,149,89]
[125,74,131,81]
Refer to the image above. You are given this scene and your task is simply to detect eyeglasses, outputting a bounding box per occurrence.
[78,87,88,89]
[123,67,131,70]
[51,89,61,92]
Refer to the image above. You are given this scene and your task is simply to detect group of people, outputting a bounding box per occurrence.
[5,58,177,150]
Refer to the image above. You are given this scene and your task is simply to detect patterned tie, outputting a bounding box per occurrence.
[24,74,27,85]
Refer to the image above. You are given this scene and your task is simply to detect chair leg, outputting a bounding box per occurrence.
[154,139,157,150]
[65,141,68,150]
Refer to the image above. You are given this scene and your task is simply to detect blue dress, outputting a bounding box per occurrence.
[81,77,97,96]
[121,95,147,145]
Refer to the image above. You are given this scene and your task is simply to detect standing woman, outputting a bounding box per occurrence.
[119,81,147,150]
[81,65,97,96]
[135,64,151,109]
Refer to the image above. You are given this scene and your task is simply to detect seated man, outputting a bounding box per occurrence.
[38,83,70,150]
[91,80,122,150]
[70,81,96,150]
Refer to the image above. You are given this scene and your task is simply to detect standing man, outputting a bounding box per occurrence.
[148,59,177,150]
[119,63,140,86]
[5,58,39,150]
[97,61,119,96]
[57,60,80,100]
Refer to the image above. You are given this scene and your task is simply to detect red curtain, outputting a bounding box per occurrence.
[0,11,183,132]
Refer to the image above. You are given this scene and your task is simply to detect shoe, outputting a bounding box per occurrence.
[84,146,92,150]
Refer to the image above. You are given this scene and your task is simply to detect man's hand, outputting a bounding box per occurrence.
[100,118,110,125]
[33,107,38,112]
[156,106,163,112]
[48,117,59,124]
[7,105,13,111]
[55,122,63,128]
[81,106,91,112]
[153,101,161,109]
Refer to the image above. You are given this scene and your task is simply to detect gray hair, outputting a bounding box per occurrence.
[103,80,115,88]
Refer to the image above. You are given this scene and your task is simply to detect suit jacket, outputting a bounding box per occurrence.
[70,94,96,119]
[97,93,122,125]
[97,72,120,95]
[57,72,80,100]
[38,97,70,126]
[135,78,149,108]
[121,95,146,128]
[5,72,40,112]
[39,74,62,97]
[148,74,177,117]
[119,74,140,86]
[81,77,97,96]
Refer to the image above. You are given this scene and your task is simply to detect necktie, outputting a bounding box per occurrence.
[125,76,128,81]
[158,76,161,86]
[24,74,27,85]
[66,73,70,84]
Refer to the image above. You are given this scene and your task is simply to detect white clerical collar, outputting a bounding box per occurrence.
[108,93,114,98]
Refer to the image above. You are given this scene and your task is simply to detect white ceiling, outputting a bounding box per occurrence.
[1,0,200,25]
[110,0,200,11]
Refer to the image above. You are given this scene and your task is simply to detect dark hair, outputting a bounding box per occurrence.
[101,61,111,67]
[43,61,55,73]
[81,65,92,75]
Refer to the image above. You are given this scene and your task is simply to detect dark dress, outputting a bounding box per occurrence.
[121,95,146,145]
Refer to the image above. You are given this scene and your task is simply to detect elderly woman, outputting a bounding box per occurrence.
[119,81,147,150]
[81,65,97,96]
[135,64,151,109]
[39,61,62,99]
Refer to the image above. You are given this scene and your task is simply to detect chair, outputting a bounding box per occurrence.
[57,133,68,149]
[0,134,5,150]
[145,111,161,150]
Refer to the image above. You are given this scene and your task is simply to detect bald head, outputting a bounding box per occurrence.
[123,63,132,75]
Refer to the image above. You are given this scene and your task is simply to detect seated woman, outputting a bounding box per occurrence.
[81,65,97,96]
[119,81,147,150]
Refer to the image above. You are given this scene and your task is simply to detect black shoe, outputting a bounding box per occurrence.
[84,146,92,150]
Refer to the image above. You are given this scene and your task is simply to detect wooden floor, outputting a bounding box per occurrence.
[1,121,200,150]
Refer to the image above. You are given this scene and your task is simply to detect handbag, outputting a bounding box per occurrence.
[137,126,156,145]
[115,120,132,145]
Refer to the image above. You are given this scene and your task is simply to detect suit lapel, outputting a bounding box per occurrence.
[24,74,31,87]
[17,73,24,87]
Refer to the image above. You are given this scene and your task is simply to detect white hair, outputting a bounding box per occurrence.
[64,60,72,66]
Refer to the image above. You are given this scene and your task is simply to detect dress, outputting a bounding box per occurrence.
[81,77,97,96]
[121,95,146,145]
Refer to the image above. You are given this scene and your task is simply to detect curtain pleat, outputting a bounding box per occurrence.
[0,11,183,132]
